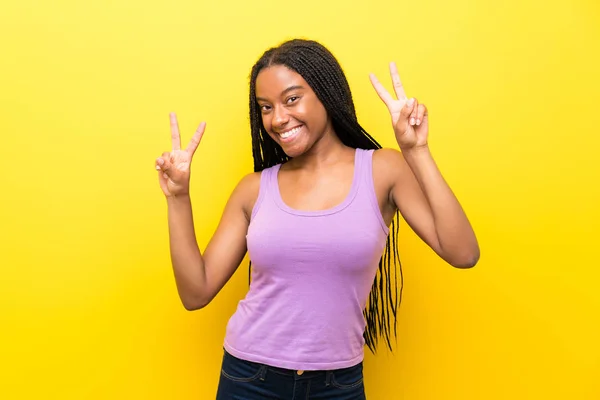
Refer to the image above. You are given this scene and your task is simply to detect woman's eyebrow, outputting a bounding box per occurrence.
[256,85,305,101]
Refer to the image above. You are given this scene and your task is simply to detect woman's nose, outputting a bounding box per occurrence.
[272,106,290,127]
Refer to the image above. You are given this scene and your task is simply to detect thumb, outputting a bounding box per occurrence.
[400,98,415,121]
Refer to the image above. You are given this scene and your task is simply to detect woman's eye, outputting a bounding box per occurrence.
[287,96,298,104]
[260,105,271,112]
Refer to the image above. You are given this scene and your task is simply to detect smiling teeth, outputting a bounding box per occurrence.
[280,127,301,139]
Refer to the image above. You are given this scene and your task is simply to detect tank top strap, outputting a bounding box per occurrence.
[251,164,280,221]
[356,148,389,235]
[357,148,374,188]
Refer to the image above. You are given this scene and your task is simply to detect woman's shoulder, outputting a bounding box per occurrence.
[226,171,262,221]
[232,170,266,221]
[372,147,403,162]
[235,171,262,200]
[234,163,283,199]
[372,147,409,178]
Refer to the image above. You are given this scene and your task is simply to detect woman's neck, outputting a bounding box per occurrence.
[286,128,354,171]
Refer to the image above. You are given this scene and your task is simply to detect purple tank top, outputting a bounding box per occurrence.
[223,148,390,370]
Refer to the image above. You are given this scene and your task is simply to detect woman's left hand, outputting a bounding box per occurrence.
[370,62,428,151]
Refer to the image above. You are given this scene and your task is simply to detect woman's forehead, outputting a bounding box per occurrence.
[256,65,309,97]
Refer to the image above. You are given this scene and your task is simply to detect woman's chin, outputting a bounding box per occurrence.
[280,141,309,158]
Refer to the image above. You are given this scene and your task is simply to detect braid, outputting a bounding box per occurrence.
[248,39,403,353]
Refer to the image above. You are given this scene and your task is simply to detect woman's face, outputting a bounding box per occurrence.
[255,65,333,158]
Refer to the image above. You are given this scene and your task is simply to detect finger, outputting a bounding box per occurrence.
[155,156,167,169]
[186,122,206,156]
[401,97,415,122]
[157,169,169,180]
[416,103,427,126]
[369,73,395,108]
[157,152,172,173]
[389,62,407,100]
[170,112,181,151]
[409,98,419,126]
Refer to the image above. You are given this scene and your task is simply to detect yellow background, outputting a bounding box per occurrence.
[1,0,599,398]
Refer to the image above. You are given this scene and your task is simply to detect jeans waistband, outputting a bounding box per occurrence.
[224,349,361,379]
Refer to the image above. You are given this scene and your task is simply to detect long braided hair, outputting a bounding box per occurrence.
[248,39,403,353]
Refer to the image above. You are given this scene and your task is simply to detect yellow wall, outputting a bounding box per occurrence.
[1,0,598,398]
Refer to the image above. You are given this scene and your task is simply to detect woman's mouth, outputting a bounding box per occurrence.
[278,126,302,143]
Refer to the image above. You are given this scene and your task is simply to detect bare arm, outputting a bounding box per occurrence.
[155,113,258,310]
[402,147,478,267]
[165,173,258,310]
[377,148,479,268]
[370,63,479,268]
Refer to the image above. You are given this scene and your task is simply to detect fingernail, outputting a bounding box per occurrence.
[416,119,421,126]
[407,98,415,107]
[156,165,161,170]
[410,118,415,125]
[157,158,164,165]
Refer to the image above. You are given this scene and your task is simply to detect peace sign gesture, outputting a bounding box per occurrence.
[155,113,206,197]
[369,62,429,151]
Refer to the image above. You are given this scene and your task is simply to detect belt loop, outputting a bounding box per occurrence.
[259,365,267,381]
[325,371,332,386]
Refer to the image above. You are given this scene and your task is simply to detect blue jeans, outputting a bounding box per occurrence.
[216,350,366,399]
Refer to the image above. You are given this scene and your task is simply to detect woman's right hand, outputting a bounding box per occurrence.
[155,113,206,198]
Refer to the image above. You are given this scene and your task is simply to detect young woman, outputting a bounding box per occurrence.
[155,39,479,399]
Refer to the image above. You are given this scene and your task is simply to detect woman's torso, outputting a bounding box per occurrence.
[223,147,396,370]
